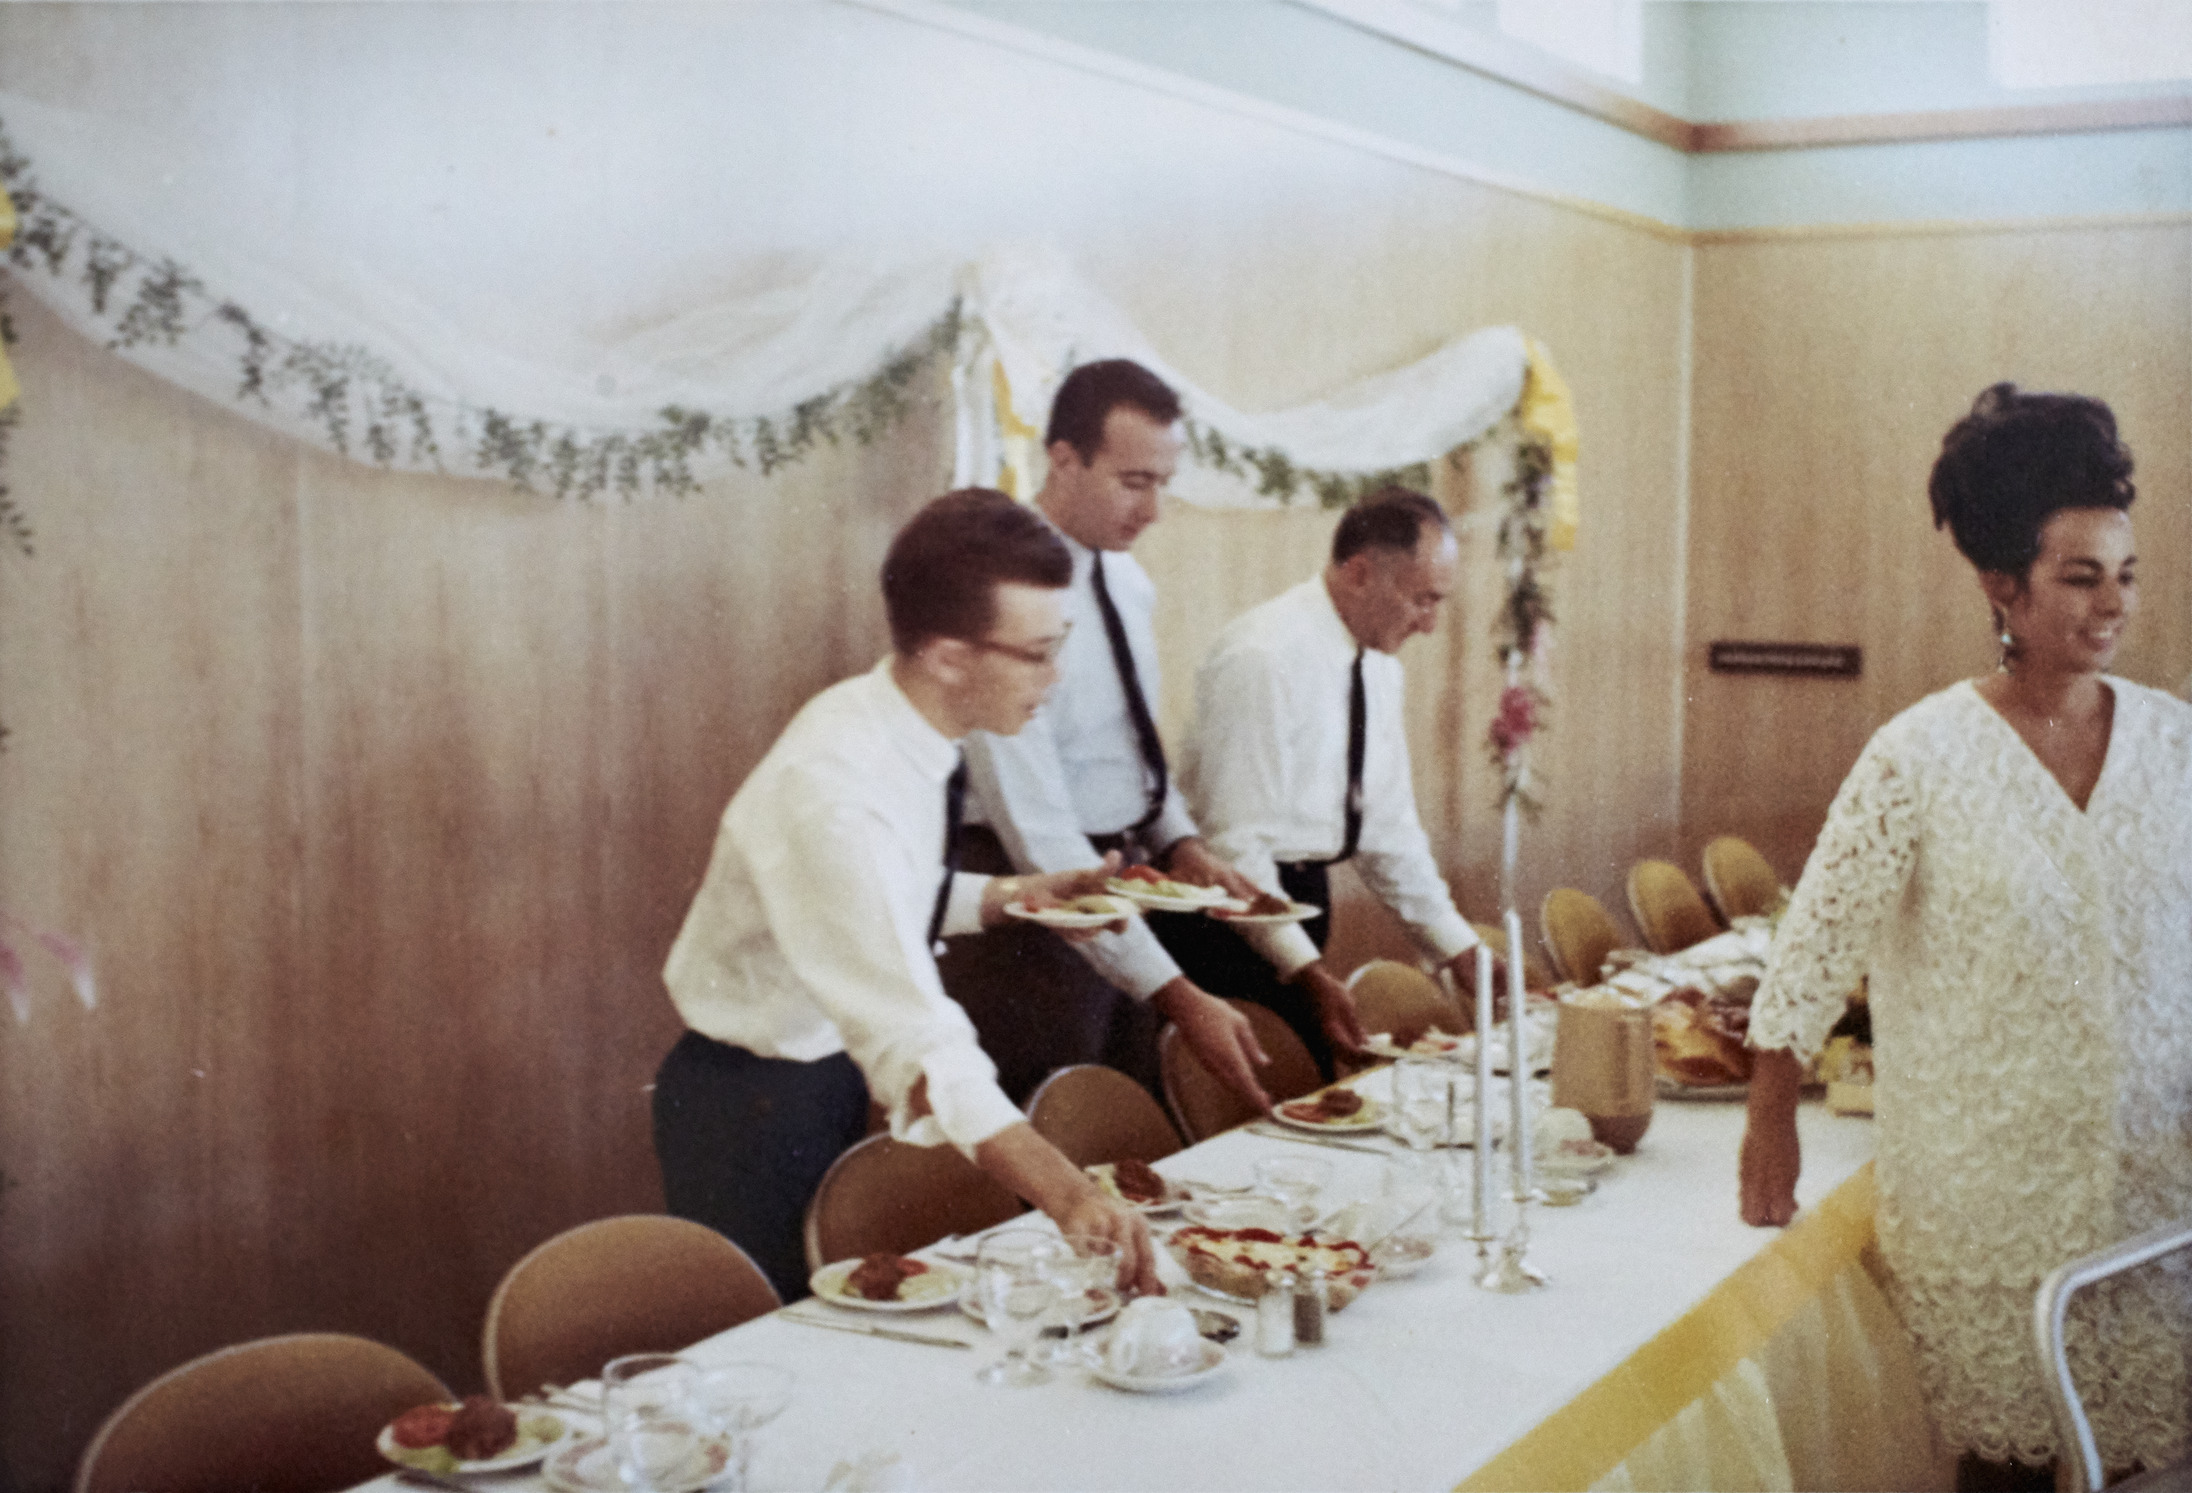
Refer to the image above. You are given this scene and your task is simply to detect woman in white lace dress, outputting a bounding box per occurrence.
[1739,384,2192,1485]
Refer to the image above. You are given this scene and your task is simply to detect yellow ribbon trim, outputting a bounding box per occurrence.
[0,189,17,411]
[990,358,1040,500]
[1519,336,1578,553]
[1457,1162,1879,1493]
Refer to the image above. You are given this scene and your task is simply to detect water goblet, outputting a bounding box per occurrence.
[602,1353,702,1492]
[1253,1154,1332,1225]
[1392,1056,1456,1151]
[688,1360,793,1493]
[1048,1233,1121,1366]
[974,1230,1064,1386]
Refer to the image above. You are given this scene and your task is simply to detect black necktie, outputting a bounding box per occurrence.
[1090,553,1168,835]
[929,753,967,953]
[1338,649,1365,862]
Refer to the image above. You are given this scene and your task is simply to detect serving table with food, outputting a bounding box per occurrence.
[352,1052,1930,1493]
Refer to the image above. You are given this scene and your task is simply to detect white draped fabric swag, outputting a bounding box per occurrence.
[0,90,1560,516]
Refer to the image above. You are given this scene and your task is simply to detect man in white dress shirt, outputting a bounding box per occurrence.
[944,360,1273,1111]
[1172,488,1489,1074]
[652,489,1158,1301]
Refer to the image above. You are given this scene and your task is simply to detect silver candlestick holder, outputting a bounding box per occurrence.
[1478,909,1547,1291]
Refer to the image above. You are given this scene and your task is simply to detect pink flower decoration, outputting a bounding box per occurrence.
[1490,685,1538,758]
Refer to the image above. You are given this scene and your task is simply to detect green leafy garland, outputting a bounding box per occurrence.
[0,119,955,504]
[1182,416,1435,509]
[1485,412,1556,814]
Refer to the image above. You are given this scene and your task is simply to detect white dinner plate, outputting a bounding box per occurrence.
[960,1282,1121,1329]
[1105,878,1233,912]
[542,1430,731,1493]
[1003,896,1138,929]
[808,1257,969,1311]
[377,1405,569,1475]
[1208,901,1321,926]
[1656,1076,1749,1101]
[1361,1032,1465,1063]
[1271,1093,1385,1133]
[1086,1161,1188,1214]
[1089,1339,1228,1394]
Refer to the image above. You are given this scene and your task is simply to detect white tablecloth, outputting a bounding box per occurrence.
[357,1094,1881,1492]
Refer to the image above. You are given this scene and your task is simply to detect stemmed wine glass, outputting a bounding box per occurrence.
[1391,1056,1456,1151]
[601,1353,702,1492]
[1253,1155,1332,1226]
[1046,1233,1121,1366]
[974,1230,1064,1386]
[688,1360,793,1493]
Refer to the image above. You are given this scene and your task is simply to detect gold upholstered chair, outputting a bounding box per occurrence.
[1627,859,1724,954]
[1025,1064,1181,1167]
[481,1214,780,1400]
[75,1333,449,1493]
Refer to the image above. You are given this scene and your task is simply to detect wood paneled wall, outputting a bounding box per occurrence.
[1683,220,2192,882]
[0,156,1690,1486]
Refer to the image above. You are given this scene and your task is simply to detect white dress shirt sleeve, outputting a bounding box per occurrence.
[1186,636,1325,978]
[745,799,1024,1157]
[1351,661,1478,963]
[963,718,1186,999]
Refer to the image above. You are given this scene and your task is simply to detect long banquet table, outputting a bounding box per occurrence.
[357,1089,1947,1492]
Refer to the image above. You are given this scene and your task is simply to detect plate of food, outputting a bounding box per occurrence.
[542,1431,732,1493]
[1004,894,1139,929]
[1166,1225,1375,1308]
[1087,1158,1189,1213]
[379,1397,568,1476]
[1207,891,1320,925]
[1652,986,1754,1095]
[1361,1030,1465,1062]
[960,1281,1121,1330]
[809,1253,968,1311]
[1104,866,1233,912]
[1273,1087,1384,1133]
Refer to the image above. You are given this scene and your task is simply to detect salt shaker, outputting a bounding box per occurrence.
[1293,1267,1328,1347]
[1257,1273,1296,1357]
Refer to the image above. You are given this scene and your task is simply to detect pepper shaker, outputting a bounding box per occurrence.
[1293,1266,1328,1347]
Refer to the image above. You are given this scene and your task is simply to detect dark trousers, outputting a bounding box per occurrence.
[652,1032,870,1303]
[1154,861,1337,1080]
[934,827,1162,1103]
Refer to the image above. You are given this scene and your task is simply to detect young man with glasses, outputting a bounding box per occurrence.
[651,488,1158,1301]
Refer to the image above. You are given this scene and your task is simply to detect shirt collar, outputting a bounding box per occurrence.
[870,656,962,780]
[1037,511,1099,585]
[1308,573,1366,657]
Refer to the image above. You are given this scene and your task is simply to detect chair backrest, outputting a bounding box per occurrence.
[1539,888,1627,984]
[1700,835,1784,921]
[481,1214,781,1401]
[1159,999,1322,1143]
[803,1133,1028,1273]
[1468,922,1557,993]
[1627,859,1724,954]
[1025,1064,1181,1168]
[1346,960,1458,1046]
[75,1332,450,1493]
[2036,1215,2192,1493]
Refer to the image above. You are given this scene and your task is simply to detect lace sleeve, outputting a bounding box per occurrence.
[1749,730,1922,1059]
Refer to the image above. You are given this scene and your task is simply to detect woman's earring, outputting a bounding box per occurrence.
[1993,606,2015,674]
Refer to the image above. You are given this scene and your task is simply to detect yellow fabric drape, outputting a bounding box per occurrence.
[1459,1163,1951,1493]
[990,358,1040,500]
[1520,335,1578,552]
[0,189,18,411]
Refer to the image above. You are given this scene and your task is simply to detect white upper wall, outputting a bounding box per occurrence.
[944,0,2191,228]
